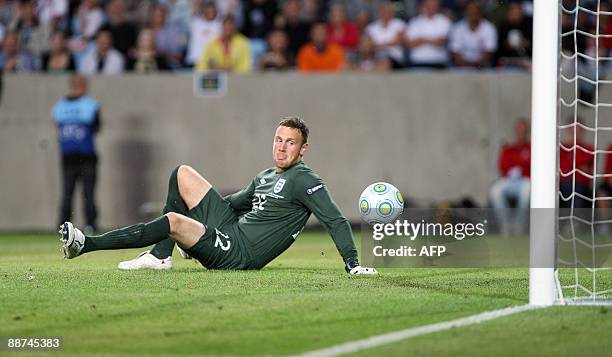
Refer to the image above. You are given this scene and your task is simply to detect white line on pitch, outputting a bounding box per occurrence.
[295,304,537,357]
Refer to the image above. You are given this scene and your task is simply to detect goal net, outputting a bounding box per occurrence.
[556,0,612,304]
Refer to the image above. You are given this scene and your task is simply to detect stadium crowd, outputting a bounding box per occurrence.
[0,0,541,74]
[491,116,612,235]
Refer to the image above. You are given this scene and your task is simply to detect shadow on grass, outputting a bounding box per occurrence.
[380,274,526,302]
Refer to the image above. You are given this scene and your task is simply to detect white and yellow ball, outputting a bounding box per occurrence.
[359,182,404,225]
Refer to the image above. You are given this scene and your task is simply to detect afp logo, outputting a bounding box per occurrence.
[274,178,286,193]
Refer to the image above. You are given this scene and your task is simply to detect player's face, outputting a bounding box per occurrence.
[273,126,308,171]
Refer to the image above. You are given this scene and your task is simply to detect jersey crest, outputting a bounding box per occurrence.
[274,178,286,193]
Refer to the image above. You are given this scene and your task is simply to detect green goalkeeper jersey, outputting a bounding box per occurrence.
[224,161,358,268]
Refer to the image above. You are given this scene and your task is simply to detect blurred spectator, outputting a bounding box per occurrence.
[242,0,277,39]
[258,29,289,70]
[52,74,100,233]
[559,12,580,98]
[71,0,104,41]
[297,22,344,72]
[156,0,191,35]
[578,0,611,104]
[101,0,138,58]
[404,0,451,68]
[215,0,243,29]
[128,28,169,73]
[486,0,533,23]
[327,3,359,51]
[150,4,186,70]
[596,143,612,233]
[275,0,311,61]
[338,0,383,32]
[449,1,497,68]
[559,1,607,103]
[79,29,125,75]
[601,1,612,52]
[186,1,221,66]
[303,0,323,23]
[0,0,14,27]
[496,1,532,69]
[121,0,152,28]
[348,33,390,72]
[36,0,68,30]
[42,30,75,72]
[489,119,530,235]
[580,35,609,103]
[441,0,469,21]
[68,0,104,63]
[9,0,51,60]
[365,1,406,69]
[560,9,591,56]
[242,0,278,66]
[559,123,594,211]
[196,15,252,73]
[0,31,37,72]
[403,0,422,19]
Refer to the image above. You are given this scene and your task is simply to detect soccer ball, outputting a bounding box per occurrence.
[359,182,404,225]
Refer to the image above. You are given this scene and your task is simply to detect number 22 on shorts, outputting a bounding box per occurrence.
[214,228,231,251]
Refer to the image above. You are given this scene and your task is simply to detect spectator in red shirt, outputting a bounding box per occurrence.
[490,118,531,235]
[327,3,359,51]
[559,124,594,211]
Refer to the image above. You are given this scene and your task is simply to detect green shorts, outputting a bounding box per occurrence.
[184,188,254,270]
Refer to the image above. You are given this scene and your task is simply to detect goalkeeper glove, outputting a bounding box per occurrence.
[345,260,378,275]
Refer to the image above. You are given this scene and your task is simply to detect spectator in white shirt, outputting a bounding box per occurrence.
[405,0,451,68]
[157,0,192,35]
[449,1,497,68]
[36,0,67,30]
[72,0,104,41]
[68,0,104,66]
[365,1,405,68]
[186,1,221,66]
[79,29,125,75]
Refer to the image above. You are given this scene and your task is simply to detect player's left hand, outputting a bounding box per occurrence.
[345,260,378,275]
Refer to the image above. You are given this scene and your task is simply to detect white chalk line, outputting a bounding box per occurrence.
[295,304,538,357]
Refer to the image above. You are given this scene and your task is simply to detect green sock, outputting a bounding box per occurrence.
[149,238,176,259]
[149,206,178,259]
[150,166,187,259]
[80,215,170,254]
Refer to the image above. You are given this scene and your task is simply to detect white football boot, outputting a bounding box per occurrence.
[176,246,192,260]
[117,251,173,270]
[59,222,85,259]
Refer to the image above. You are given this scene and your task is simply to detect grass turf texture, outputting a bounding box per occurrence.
[0,232,610,356]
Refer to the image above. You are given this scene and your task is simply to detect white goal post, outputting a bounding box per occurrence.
[529,0,559,306]
[531,0,612,306]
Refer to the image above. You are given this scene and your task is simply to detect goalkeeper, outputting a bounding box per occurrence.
[60,117,377,275]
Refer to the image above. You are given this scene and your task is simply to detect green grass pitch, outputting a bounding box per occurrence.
[1,232,611,356]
